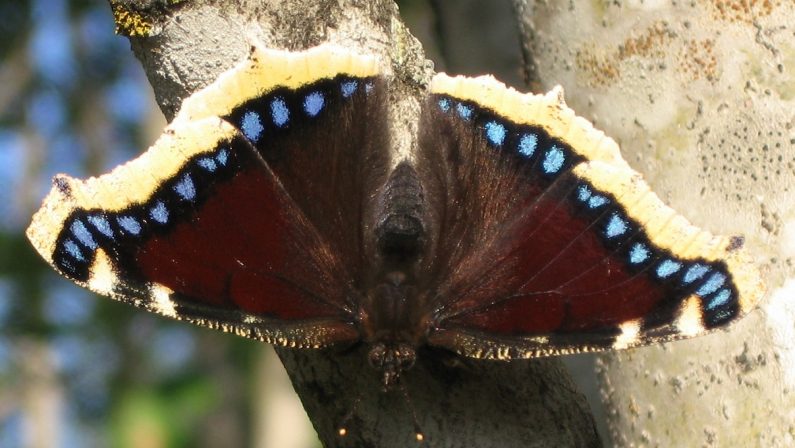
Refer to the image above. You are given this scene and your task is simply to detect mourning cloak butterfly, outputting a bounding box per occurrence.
[27,43,763,390]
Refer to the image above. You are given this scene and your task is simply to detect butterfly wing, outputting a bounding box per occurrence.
[26,45,390,347]
[173,44,390,280]
[418,74,764,358]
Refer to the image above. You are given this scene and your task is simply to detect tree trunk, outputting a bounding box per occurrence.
[514,1,795,446]
[112,0,601,446]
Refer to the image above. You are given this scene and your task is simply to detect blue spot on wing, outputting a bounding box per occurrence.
[341,80,358,98]
[706,288,732,310]
[578,184,609,209]
[303,91,325,117]
[484,121,506,146]
[518,133,537,157]
[174,173,196,201]
[149,201,169,224]
[438,98,451,112]
[197,157,217,172]
[696,272,727,296]
[542,146,565,174]
[629,242,650,264]
[240,111,264,142]
[456,103,473,120]
[588,195,608,208]
[605,213,628,238]
[117,216,141,235]
[87,214,113,238]
[683,263,709,284]
[578,185,592,202]
[270,98,289,127]
[656,259,682,278]
[63,239,85,261]
[70,220,97,250]
[216,148,229,166]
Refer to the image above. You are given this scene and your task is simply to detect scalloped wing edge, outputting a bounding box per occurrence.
[26,117,238,268]
[427,74,764,358]
[26,117,359,348]
[431,73,630,169]
[173,42,381,124]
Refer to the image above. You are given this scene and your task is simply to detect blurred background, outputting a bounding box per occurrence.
[0,1,262,446]
[1,1,600,447]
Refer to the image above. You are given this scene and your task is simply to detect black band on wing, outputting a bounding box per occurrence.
[421,93,744,353]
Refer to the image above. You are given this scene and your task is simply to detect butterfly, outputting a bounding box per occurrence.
[27,43,763,393]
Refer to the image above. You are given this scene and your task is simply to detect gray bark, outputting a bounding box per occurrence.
[115,0,601,447]
[514,1,795,446]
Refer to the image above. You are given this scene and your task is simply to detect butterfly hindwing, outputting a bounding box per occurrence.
[420,74,763,359]
[27,45,390,347]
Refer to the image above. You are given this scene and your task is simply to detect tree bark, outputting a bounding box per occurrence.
[514,1,795,446]
[113,0,601,447]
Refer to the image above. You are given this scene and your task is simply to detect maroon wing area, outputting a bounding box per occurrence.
[50,77,390,346]
[435,181,667,335]
[223,77,390,286]
[418,96,740,353]
[131,135,350,321]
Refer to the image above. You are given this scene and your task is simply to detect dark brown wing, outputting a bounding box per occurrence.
[417,74,763,359]
[27,45,391,347]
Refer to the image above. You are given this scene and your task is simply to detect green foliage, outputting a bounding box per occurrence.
[111,377,216,448]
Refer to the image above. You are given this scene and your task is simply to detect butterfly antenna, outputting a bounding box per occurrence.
[398,379,425,443]
[337,394,363,438]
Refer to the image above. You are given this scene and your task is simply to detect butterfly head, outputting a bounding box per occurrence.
[367,341,416,390]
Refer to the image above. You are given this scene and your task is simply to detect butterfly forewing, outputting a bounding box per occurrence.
[420,74,763,358]
[27,46,391,348]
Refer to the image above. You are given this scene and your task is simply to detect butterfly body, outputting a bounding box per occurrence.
[357,162,432,386]
[27,44,763,390]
